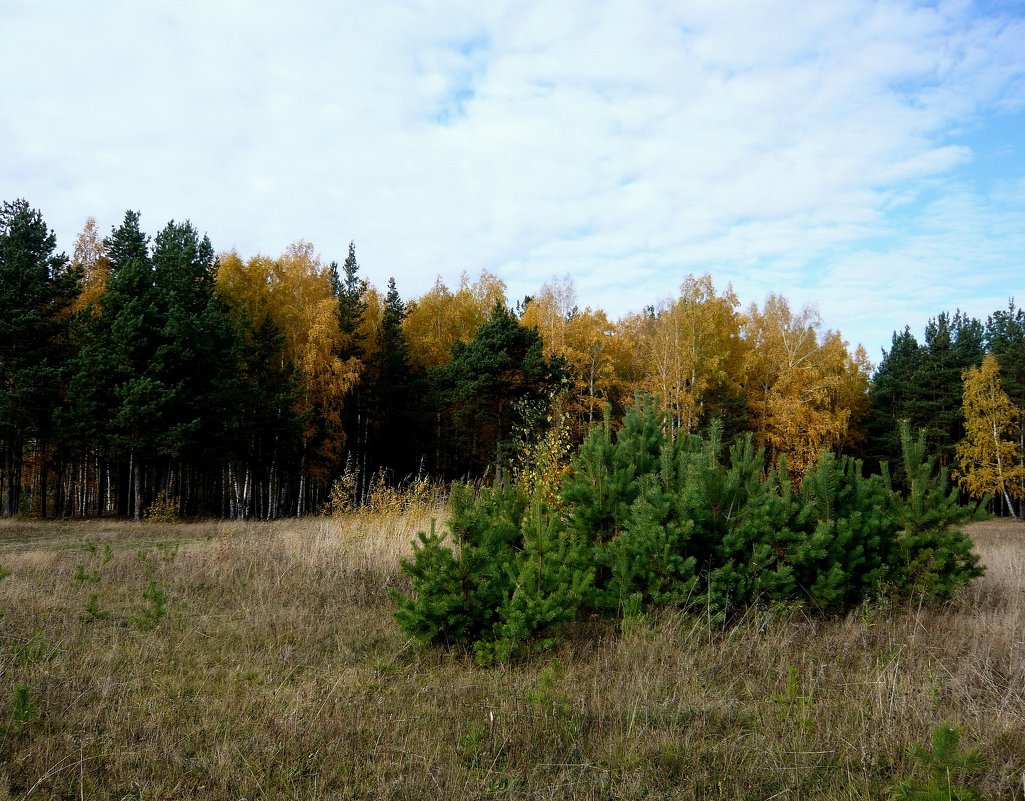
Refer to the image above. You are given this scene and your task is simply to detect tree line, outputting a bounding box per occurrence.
[1,199,1022,519]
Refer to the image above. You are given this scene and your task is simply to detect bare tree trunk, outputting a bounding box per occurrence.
[3,439,20,517]
[132,449,142,522]
[39,441,48,519]
[991,417,1018,520]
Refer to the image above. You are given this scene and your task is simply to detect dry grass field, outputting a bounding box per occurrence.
[0,511,1022,800]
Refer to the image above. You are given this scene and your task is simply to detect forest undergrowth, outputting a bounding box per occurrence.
[0,514,1022,800]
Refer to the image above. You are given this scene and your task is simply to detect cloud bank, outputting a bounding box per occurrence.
[2,0,1023,360]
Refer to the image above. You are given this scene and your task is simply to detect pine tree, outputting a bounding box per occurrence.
[394,483,526,646]
[704,443,802,614]
[986,301,1025,405]
[794,453,892,611]
[865,327,923,472]
[892,722,982,801]
[435,303,564,481]
[332,241,368,360]
[605,454,699,611]
[65,214,243,518]
[64,211,156,518]
[884,421,985,598]
[150,220,243,513]
[906,312,984,466]
[487,498,592,661]
[0,199,78,516]
[560,395,667,549]
[373,277,426,478]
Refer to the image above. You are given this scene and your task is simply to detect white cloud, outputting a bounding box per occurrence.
[1,0,1023,364]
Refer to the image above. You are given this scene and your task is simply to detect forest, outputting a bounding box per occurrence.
[1,198,1023,521]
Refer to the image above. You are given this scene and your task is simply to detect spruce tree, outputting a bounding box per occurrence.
[334,241,368,360]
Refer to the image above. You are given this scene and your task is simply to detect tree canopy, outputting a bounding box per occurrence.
[1,198,1019,520]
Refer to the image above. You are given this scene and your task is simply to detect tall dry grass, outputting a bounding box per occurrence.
[0,513,1022,800]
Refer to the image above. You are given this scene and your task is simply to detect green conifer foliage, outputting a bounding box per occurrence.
[605,466,698,609]
[396,400,986,658]
[488,499,592,661]
[883,422,985,598]
[434,303,565,480]
[561,396,668,545]
[892,722,982,801]
[0,200,78,516]
[866,327,923,471]
[795,453,892,611]
[394,483,525,646]
[703,443,802,612]
[334,241,369,359]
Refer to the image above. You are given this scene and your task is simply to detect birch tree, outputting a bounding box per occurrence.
[637,275,744,438]
[742,294,868,474]
[404,270,507,371]
[955,354,1025,518]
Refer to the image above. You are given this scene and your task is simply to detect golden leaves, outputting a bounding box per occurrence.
[742,294,868,473]
[955,354,1025,503]
[71,217,110,313]
[521,277,624,430]
[403,270,507,370]
[635,274,744,436]
[216,242,361,474]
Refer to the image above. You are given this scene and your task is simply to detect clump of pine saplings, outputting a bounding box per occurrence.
[395,398,985,662]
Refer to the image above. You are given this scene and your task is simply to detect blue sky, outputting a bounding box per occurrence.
[1,0,1023,363]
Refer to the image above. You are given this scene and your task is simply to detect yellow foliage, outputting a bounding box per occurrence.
[630,274,746,437]
[955,354,1025,509]
[403,270,507,370]
[742,294,868,474]
[216,242,362,483]
[513,399,575,506]
[520,275,576,361]
[71,217,110,313]
[565,307,622,428]
[521,277,624,432]
[329,464,445,523]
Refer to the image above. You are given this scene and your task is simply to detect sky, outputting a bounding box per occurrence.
[2,0,1023,364]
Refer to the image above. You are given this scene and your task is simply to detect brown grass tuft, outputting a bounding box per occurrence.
[0,515,1022,799]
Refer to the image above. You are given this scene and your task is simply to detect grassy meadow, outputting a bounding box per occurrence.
[0,510,1023,800]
